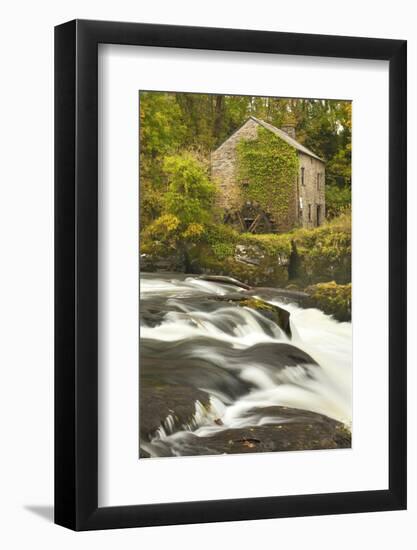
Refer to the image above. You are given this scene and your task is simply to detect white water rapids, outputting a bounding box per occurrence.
[140,274,352,456]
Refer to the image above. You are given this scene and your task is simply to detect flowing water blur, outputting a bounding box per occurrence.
[140,273,352,456]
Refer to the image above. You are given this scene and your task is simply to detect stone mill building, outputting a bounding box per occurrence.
[211,116,325,233]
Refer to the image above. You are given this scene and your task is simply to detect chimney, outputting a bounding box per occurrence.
[281,122,296,140]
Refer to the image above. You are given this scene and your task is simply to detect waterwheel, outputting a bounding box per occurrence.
[224,201,276,233]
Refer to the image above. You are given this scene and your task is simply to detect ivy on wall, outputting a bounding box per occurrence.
[236,127,299,229]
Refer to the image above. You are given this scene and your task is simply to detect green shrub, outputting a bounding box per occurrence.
[239,232,292,256]
[162,153,216,226]
[211,242,235,260]
[205,223,239,246]
[289,213,351,284]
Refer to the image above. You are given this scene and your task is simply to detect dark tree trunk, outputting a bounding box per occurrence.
[288,240,300,280]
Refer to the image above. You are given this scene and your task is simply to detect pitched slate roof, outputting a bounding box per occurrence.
[249,116,324,162]
[213,116,324,162]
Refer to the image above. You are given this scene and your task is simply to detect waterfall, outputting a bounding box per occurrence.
[140,273,352,457]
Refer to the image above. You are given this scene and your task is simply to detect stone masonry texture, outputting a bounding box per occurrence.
[211,118,325,232]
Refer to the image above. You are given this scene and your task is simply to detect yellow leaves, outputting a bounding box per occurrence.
[143,214,180,240]
[182,223,204,240]
[158,214,180,231]
[236,437,261,449]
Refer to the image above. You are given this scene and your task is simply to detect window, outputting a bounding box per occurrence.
[316,204,321,226]
[317,173,321,190]
[308,204,312,222]
[301,167,305,186]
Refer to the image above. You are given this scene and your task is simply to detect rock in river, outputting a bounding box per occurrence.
[150,407,351,457]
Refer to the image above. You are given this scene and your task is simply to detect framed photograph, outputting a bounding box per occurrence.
[55,19,407,530]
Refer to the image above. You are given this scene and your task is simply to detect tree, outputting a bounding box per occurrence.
[139,92,186,227]
[163,153,215,225]
[142,153,216,263]
[325,184,351,219]
[139,92,352,229]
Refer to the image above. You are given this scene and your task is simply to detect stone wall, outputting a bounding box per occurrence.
[211,119,326,231]
[297,153,326,228]
[211,118,259,210]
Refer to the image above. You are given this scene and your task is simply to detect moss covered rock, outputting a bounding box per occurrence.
[141,213,352,291]
[304,281,352,322]
[140,236,185,272]
[290,213,351,286]
[236,297,291,337]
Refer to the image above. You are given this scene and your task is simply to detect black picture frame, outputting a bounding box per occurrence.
[55,19,407,531]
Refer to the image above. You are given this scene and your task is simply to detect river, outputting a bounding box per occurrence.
[139,273,352,458]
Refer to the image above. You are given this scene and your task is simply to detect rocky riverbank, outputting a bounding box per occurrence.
[140,214,351,321]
